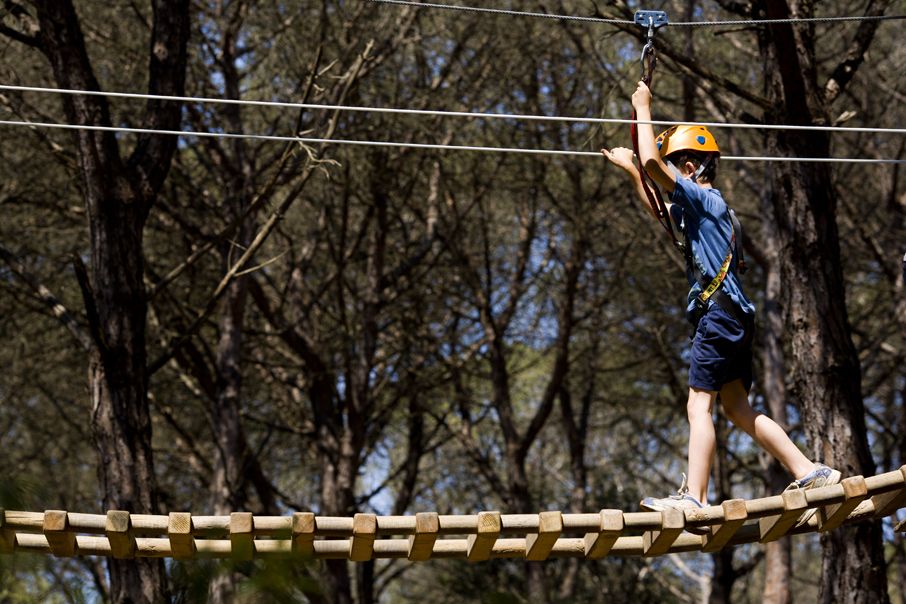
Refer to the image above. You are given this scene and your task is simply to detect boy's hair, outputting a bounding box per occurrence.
[666,150,719,183]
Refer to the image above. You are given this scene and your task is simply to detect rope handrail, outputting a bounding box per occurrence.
[3,84,905,135]
[1,466,903,561]
[1,119,905,164]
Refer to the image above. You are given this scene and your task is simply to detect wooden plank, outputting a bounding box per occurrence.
[759,489,807,542]
[292,512,315,557]
[642,508,684,557]
[408,512,438,562]
[168,513,195,559]
[583,510,624,560]
[230,512,254,561]
[870,467,906,518]
[703,500,747,553]
[818,476,867,532]
[43,510,76,557]
[0,510,15,554]
[525,511,562,561]
[466,511,500,562]
[105,511,135,559]
[349,513,377,562]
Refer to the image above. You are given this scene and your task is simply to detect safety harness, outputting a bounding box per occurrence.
[683,208,750,329]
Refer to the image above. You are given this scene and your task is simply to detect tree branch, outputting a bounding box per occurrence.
[0,244,91,350]
[824,0,893,104]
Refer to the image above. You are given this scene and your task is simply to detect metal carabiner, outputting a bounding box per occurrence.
[640,19,656,83]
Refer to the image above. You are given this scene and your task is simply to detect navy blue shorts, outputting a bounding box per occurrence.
[689,305,754,393]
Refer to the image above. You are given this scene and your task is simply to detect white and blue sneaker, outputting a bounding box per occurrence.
[640,474,708,534]
[786,463,842,527]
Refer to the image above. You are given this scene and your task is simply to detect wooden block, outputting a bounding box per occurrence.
[0,510,15,554]
[584,509,624,560]
[168,512,195,559]
[818,476,868,532]
[871,467,906,518]
[759,489,807,542]
[231,512,254,561]
[349,513,377,562]
[466,511,500,562]
[292,512,315,556]
[105,511,135,559]
[408,512,438,562]
[642,508,684,557]
[43,510,76,557]
[703,499,747,553]
[525,511,562,561]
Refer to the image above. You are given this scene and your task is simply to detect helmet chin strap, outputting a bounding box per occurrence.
[692,154,715,183]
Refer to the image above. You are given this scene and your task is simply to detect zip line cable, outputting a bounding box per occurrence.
[366,0,632,24]
[2,84,905,135]
[1,118,904,164]
[366,0,906,27]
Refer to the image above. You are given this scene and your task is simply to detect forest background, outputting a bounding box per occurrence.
[0,0,904,603]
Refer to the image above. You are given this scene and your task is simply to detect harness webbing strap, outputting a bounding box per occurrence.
[697,231,735,305]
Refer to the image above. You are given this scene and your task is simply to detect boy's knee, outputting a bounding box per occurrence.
[686,388,714,418]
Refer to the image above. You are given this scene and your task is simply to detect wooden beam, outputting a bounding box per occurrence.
[230,512,254,561]
[43,510,76,557]
[870,466,906,518]
[0,510,15,554]
[642,508,684,557]
[408,512,438,562]
[703,500,747,553]
[583,509,624,560]
[292,512,315,557]
[466,511,500,562]
[818,476,867,532]
[525,511,562,561]
[759,489,807,542]
[168,512,195,559]
[105,511,135,559]
[349,513,377,562]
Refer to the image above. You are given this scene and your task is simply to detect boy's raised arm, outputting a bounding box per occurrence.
[632,81,676,194]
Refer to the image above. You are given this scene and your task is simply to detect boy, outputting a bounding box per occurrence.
[602,81,839,525]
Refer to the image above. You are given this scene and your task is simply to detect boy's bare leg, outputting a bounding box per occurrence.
[687,387,718,504]
[719,379,815,479]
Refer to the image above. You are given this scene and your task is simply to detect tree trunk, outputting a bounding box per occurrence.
[30,1,189,602]
[758,1,888,601]
[760,188,792,604]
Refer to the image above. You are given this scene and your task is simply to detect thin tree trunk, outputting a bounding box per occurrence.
[760,186,792,604]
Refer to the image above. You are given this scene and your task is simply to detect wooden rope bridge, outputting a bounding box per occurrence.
[2,466,905,562]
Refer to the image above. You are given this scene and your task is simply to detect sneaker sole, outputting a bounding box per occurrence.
[795,469,843,527]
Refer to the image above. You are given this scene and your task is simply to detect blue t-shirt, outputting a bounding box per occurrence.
[668,177,755,322]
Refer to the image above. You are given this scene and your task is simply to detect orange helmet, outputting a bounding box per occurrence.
[655,125,720,158]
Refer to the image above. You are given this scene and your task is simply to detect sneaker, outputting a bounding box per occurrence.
[785,463,842,527]
[640,474,709,535]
